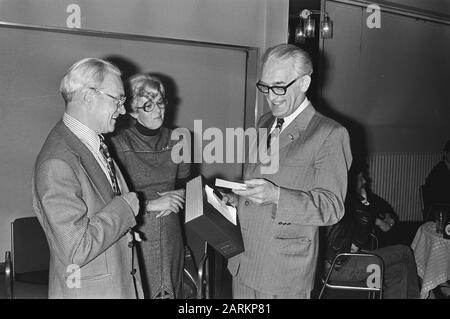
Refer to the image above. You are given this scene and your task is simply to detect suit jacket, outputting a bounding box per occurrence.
[228,103,352,295]
[32,121,143,299]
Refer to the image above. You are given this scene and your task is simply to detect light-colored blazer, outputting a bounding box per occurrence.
[32,121,143,299]
[228,104,352,296]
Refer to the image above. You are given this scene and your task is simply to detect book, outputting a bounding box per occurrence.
[185,175,244,258]
[215,178,247,190]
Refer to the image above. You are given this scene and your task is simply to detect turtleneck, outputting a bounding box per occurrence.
[135,121,161,136]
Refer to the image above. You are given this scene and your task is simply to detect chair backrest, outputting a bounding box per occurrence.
[11,217,50,275]
[319,252,385,299]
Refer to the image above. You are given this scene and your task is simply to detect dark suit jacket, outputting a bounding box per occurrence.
[228,103,352,295]
[426,161,450,205]
[32,121,143,298]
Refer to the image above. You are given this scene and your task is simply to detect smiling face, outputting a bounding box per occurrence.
[130,81,166,130]
[90,73,126,134]
[260,58,310,118]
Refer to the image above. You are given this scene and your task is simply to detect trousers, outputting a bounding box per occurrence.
[232,277,310,299]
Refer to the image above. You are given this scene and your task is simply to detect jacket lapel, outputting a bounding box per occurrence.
[56,121,114,204]
[251,103,316,172]
[258,115,275,148]
[278,103,316,150]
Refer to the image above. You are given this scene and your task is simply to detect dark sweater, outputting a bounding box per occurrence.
[325,192,397,262]
[425,160,450,206]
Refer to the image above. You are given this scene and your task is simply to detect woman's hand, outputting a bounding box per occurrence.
[383,213,395,227]
[350,243,360,253]
[146,189,185,218]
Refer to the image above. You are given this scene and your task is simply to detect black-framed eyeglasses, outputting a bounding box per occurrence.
[88,87,126,108]
[134,89,166,112]
[256,75,303,96]
[136,100,167,113]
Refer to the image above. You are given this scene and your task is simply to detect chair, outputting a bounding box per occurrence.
[182,242,210,299]
[318,252,385,299]
[4,217,50,299]
[318,233,384,299]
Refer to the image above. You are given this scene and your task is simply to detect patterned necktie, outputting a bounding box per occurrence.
[98,135,121,195]
[267,117,284,149]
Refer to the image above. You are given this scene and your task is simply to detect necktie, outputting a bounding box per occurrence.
[267,118,284,149]
[99,135,121,195]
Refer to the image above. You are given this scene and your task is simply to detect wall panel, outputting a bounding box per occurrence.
[0,26,254,257]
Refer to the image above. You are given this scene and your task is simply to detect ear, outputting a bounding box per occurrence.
[82,88,94,104]
[300,75,312,92]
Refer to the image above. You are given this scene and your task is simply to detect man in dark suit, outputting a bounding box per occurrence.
[32,58,143,298]
[225,44,352,298]
[425,140,450,207]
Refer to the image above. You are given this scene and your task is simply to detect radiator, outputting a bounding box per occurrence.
[367,152,442,221]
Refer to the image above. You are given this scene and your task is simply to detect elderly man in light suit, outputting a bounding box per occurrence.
[226,44,352,298]
[32,58,143,298]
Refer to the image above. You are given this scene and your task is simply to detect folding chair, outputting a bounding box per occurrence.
[318,252,385,299]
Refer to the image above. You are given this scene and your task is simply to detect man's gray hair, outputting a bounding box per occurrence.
[261,44,313,77]
[59,58,121,104]
[126,73,166,113]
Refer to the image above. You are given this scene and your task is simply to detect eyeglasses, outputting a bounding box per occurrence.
[256,75,304,96]
[134,90,166,112]
[88,87,126,108]
[136,100,166,113]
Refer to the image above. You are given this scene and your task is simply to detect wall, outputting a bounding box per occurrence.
[319,0,450,220]
[376,0,450,18]
[0,0,289,257]
[321,0,450,154]
[0,0,288,51]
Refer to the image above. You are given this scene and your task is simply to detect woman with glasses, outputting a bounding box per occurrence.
[110,74,190,299]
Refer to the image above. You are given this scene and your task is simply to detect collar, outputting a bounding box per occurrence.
[135,121,161,136]
[270,97,309,133]
[63,113,101,151]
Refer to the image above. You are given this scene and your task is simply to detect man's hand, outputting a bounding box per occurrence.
[128,230,143,242]
[220,192,239,207]
[146,189,186,218]
[232,179,280,205]
[121,192,140,216]
[350,243,360,253]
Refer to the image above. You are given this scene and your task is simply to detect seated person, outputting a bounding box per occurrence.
[351,163,399,248]
[323,163,420,299]
[425,140,450,208]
